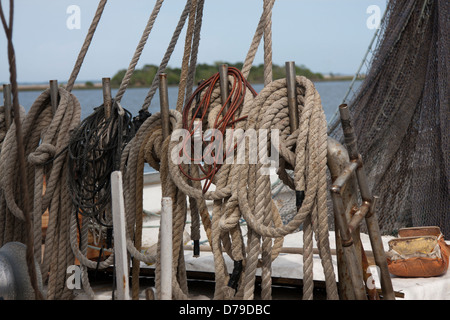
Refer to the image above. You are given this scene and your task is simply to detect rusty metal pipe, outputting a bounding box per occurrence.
[285,61,305,208]
[338,104,359,160]
[330,186,367,300]
[285,61,299,132]
[348,201,370,233]
[366,195,379,219]
[218,64,229,114]
[330,161,358,194]
[49,80,59,114]
[102,78,112,119]
[327,137,360,299]
[159,73,170,140]
[338,104,395,300]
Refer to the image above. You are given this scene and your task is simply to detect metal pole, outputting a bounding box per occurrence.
[2,84,12,129]
[285,61,299,132]
[285,61,305,208]
[102,77,112,119]
[159,73,170,140]
[49,80,59,114]
[339,104,395,300]
[327,137,362,299]
[218,64,229,114]
[160,197,173,300]
[330,183,368,300]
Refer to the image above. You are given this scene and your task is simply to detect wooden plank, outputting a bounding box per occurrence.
[111,171,130,300]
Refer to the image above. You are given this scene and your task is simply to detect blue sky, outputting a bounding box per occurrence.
[0,0,387,84]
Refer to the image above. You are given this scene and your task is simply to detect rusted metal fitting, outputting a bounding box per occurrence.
[366,195,379,219]
[330,185,341,195]
[341,238,354,247]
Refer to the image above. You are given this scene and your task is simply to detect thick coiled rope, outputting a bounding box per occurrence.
[162,76,338,300]
[0,88,81,300]
[232,77,339,300]
[120,110,204,300]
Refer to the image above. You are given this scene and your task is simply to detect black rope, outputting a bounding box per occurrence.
[67,101,135,230]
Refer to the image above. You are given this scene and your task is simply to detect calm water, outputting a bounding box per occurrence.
[2,80,360,173]
[3,80,360,122]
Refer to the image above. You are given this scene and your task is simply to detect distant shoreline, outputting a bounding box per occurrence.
[15,75,362,92]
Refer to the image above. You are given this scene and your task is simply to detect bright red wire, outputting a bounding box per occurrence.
[178,67,257,193]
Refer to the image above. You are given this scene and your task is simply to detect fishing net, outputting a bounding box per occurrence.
[328,0,449,237]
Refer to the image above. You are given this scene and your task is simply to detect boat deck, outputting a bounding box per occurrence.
[68,175,450,300]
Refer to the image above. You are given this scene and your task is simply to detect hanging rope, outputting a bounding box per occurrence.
[184,0,205,100]
[114,0,165,104]
[234,77,338,300]
[66,0,108,92]
[263,0,273,86]
[19,0,344,301]
[162,75,339,300]
[116,0,338,301]
[1,0,107,300]
[178,67,257,193]
[175,0,199,112]
[67,103,134,228]
[0,0,44,300]
[0,0,110,300]
[241,0,275,80]
[141,0,192,111]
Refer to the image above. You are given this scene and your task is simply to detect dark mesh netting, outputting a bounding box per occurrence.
[328,0,449,237]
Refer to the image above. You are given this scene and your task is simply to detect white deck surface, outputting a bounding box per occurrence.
[140,177,450,300]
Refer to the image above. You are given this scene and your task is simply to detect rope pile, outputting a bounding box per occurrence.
[120,67,338,300]
[0,88,81,299]
[67,103,134,229]
[179,67,257,193]
[116,0,338,300]
[66,0,202,299]
[0,0,343,301]
[0,0,108,300]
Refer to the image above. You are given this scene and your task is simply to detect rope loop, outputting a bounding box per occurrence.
[28,143,56,165]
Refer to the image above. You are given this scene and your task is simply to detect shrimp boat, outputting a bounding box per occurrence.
[0,0,448,302]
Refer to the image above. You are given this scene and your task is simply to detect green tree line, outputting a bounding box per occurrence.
[111,61,324,87]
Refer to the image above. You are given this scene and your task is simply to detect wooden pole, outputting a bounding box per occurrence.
[111,171,130,300]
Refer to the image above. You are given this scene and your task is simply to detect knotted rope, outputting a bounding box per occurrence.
[66,0,169,300]
[0,87,81,300]
[161,74,338,300]
[233,77,338,300]
[0,0,109,300]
